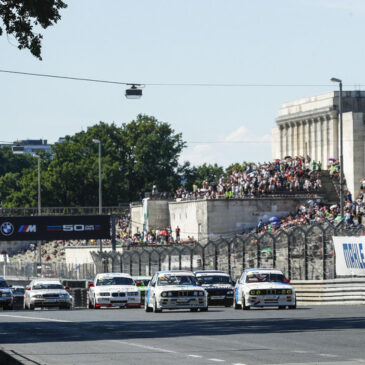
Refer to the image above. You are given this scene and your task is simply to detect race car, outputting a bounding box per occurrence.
[0,277,13,310]
[194,270,234,307]
[24,278,72,310]
[88,273,141,309]
[234,268,296,310]
[145,270,208,313]
[133,276,151,305]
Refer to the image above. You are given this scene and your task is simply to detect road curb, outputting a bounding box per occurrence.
[0,348,41,365]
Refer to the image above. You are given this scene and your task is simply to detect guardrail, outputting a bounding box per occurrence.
[292,278,365,305]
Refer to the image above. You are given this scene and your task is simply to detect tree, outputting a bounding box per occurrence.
[0,115,186,208]
[122,114,186,200]
[0,146,36,176]
[183,163,225,191]
[0,0,67,59]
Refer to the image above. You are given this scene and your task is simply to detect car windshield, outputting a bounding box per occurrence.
[157,275,197,286]
[12,288,25,294]
[197,275,231,285]
[32,283,64,290]
[96,277,134,286]
[246,273,287,283]
[0,280,8,288]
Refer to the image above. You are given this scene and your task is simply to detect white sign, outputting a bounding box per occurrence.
[333,236,365,276]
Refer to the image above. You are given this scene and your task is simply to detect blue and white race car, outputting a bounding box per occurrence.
[145,270,208,313]
[233,268,296,310]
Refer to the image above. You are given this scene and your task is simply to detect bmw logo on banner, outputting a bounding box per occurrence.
[0,215,110,241]
[0,222,14,236]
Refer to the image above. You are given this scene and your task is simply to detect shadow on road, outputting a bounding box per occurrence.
[1,311,365,345]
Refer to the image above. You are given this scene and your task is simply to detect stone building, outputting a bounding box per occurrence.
[272,91,365,198]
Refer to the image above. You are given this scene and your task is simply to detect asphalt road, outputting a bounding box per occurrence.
[0,305,364,365]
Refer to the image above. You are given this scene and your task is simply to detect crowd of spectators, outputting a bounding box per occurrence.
[255,184,365,234]
[175,156,323,201]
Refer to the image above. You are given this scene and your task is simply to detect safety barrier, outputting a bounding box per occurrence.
[292,278,365,305]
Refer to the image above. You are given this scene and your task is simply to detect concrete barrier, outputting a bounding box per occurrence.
[292,278,365,305]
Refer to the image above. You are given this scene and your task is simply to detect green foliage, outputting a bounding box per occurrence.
[0,115,186,207]
[183,163,224,191]
[0,146,37,176]
[0,0,67,59]
[225,161,251,175]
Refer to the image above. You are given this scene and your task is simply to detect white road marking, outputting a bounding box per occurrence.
[0,314,71,323]
[233,363,247,365]
[319,353,338,358]
[208,359,225,362]
[188,354,203,358]
[112,340,178,354]
[292,350,309,353]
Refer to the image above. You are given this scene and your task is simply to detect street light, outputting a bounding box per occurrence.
[12,146,42,273]
[125,84,142,99]
[92,139,103,252]
[330,77,344,219]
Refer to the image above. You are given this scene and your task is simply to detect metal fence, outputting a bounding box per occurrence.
[91,222,365,280]
[0,261,96,281]
[0,206,129,216]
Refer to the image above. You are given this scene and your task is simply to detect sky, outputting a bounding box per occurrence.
[1,0,365,168]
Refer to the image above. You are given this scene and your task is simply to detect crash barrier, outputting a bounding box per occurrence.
[292,278,365,305]
[91,222,365,281]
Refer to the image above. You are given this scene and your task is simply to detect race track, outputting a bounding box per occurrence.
[0,306,364,365]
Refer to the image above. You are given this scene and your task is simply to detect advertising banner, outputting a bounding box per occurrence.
[333,236,365,276]
[0,215,110,241]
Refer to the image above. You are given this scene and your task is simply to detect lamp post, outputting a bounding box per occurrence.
[34,154,42,274]
[12,146,42,274]
[92,139,103,252]
[330,77,344,219]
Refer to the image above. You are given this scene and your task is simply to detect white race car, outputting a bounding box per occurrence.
[24,278,72,310]
[88,273,141,309]
[145,270,208,313]
[234,268,296,310]
[194,270,234,307]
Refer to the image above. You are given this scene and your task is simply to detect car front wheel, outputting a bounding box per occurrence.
[233,296,241,310]
[242,297,250,310]
[145,298,153,312]
[153,297,162,313]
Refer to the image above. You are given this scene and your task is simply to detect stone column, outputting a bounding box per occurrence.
[328,113,339,160]
[302,120,308,157]
[279,125,284,158]
[316,117,323,165]
[310,119,317,161]
[321,116,328,167]
[293,122,299,157]
[287,123,292,157]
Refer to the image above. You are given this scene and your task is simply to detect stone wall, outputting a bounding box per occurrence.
[65,246,125,264]
[168,197,308,242]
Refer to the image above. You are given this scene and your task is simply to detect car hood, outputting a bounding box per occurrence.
[201,284,233,289]
[158,285,204,291]
[244,282,294,290]
[94,285,137,293]
[0,288,12,295]
[30,289,69,296]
